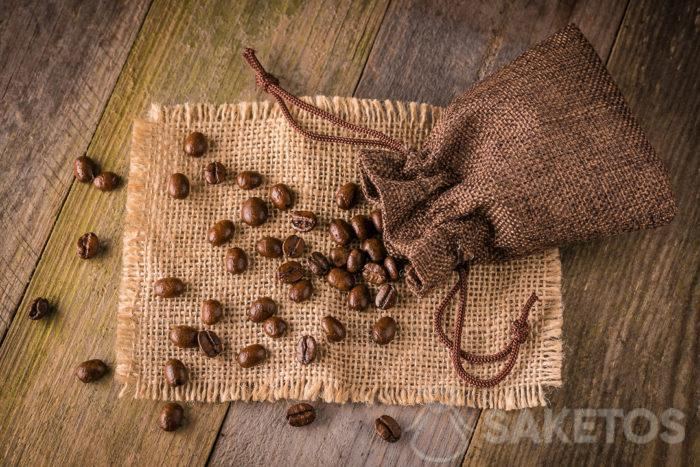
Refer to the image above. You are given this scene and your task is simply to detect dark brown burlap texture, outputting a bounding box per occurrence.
[358,25,676,294]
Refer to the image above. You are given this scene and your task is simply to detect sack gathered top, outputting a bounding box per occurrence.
[242,24,676,388]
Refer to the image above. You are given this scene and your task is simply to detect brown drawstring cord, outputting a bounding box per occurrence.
[433,265,539,387]
[242,48,409,154]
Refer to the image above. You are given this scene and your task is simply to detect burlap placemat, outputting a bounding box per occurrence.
[117,97,562,410]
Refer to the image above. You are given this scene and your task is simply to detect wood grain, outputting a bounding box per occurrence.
[0,0,389,464]
[464,0,699,465]
[0,0,151,341]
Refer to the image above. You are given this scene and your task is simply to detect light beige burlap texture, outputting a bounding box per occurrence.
[117,97,563,410]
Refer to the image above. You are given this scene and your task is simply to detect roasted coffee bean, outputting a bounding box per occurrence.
[169,325,199,348]
[350,214,375,240]
[346,248,366,273]
[297,335,317,365]
[93,171,120,191]
[348,284,371,311]
[287,403,316,427]
[237,344,268,368]
[198,330,223,357]
[384,256,400,281]
[159,403,184,431]
[248,297,277,322]
[201,299,224,325]
[237,170,263,190]
[183,131,207,156]
[329,246,350,268]
[241,197,268,226]
[77,232,100,259]
[321,316,346,343]
[335,182,359,210]
[372,316,397,345]
[375,415,401,442]
[370,209,383,233]
[75,359,109,383]
[375,283,398,310]
[256,236,283,258]
[289,279,313,302]
[308,251,331,276]
[73,156,98,183]
[154,277,185,298]
[328,218,354,245]
[163,358,188,387]
[362,262,388,285]
[225,247,248,274]
[28,297,52,320]
[327,267,355,291]
[270,183,293,210]
[361,238,387,262]
[262,316,288,338]
[168,173,190,199]
[208,220,235,246]
[277,261,305,283]
[283,235,305,258]
[204,161,226,185]
[291,210,317,232]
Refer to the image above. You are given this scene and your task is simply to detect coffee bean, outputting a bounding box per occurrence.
[237,170,263,189]
[208,220,235,246]
[375,284,398,310]
[77,232,100,259]
[163,358,188,387]
[287,403,316,427]
[346,248,366,273]
[363,262,388,285]
[270,183,293,210]
[204,161,226,185]
[93,171,120,191]
[348,284,371,311]
[328,218,354,245]
[159,402,184,431]
[370,209,383,233]
[248,297,277,322]
[350,214,375,240]
[289,279,313,302]
[198,330,223,357]
[237,344,268,368]
[28,297,52,320]
[283,235,305,258]
[308,251,331,276]
[168,173,190,199]
[372,316,397,345]
[297,335,317,365]
[335,182,359,210]
[169,325,199,348]
[278,261,305,283]
[225,247,248,274]
[361,238,387,262]
[154,277,185,298]
[327,267,355,291]
[183,131,208,156]
[262,316,288,338]
[75,359,109,383]
[201,299,224,325]
[73,156,98,183]
[321,316,346,343]
[329,246,349,268]
[375,415,401,442]
[384,256,400,281]
[256,236,283,258]
[241,197,268,226]
[291,210,317,232]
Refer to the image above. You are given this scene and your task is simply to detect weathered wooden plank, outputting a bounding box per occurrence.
[464,0,699,465]
[0,0,390,465]
[0,0,151,341]
[208,1,627,465]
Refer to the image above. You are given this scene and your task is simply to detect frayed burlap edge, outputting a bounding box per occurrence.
[117,97,563,409]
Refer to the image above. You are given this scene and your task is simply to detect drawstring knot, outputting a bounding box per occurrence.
[511,320,530,344]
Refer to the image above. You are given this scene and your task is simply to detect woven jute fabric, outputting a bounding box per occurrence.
[359,25,676,294]
[117,97,563,410]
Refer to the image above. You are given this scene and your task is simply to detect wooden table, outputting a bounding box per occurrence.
[1,1,697,465]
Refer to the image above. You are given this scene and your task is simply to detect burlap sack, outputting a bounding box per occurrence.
[117,98,562,410]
